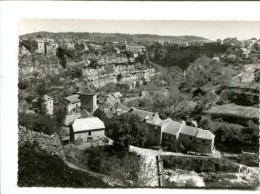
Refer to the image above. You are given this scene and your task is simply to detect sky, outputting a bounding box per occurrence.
[19,19,260,41]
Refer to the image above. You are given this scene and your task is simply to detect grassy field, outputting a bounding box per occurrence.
[205,104,259,120]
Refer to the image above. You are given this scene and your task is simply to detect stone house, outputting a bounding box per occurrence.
[57,94,81,115]
[69,117,105,145]
[161,119,184,152]
[126,45,146,54]
[31,94,54,115]
[129,107,162,146]
[195,129,215,153]
[64,40,75,50]
[35,38,45,54]
[76,87,98,113]
[178,125,199,151]
[94,102,130,127]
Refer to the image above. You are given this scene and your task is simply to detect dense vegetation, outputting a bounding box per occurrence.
[64,144,141,185]
[18,140,111,187]
[162,155,240,173]
[107,113,149,150]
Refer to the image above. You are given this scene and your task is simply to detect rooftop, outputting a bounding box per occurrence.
[32,94,53,103]
[180,125,199,137]
[196,129,215,140]
[162,119,183,136]
[77,86,96,95]
[129,107,162,126]
[71,117,105,132]
[61,94,81,105]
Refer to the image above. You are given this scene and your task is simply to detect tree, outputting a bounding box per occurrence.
[107,113,148,151]
[166,88,186,114]
[19,112,57,135]
[36,82,47,96]
[117,73,123,83]
[54,108,67,127]
[36,95,47,115]
[56,47,67,69]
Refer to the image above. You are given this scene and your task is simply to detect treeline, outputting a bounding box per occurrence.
[148,43,229,70]
[20,31,206,44]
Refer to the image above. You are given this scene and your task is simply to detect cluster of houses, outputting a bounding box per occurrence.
[94,100,215,154]
[30,83,215,154]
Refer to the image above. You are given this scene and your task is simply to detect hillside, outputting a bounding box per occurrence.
[19,31,207,43]
[18,127,124,187]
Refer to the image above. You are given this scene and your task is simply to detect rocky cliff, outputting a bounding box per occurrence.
[18,54,64,78]
[82,64,156,88]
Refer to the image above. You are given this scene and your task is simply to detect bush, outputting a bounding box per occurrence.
[18,112,58,135]
[18,142,110,187]
[161,155,239,173]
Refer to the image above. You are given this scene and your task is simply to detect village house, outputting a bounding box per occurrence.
[94,102,130,126]
[195,129,215,153]
[64,40,75,50]
[126,45,146,54]
[76,86,98,113]
[33,34,59,55]
[31,94,54,115]
[69,117,105,145]
[129,107,163,146]
[45,42,59,56]
[105,92,123,105]
[161,119,185,152]
[56,94,81,115]
[35,37,45,54]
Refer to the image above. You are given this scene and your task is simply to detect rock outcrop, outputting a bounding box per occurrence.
[82,64,156,88]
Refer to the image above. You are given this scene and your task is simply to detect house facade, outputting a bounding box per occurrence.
[77,87,97,112]
[126,45,146,54]
[57,94,81,115]
[129,107,162,146]
[69,117,105,145]
[161,119,184,152]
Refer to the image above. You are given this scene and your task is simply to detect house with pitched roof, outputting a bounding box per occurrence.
[94,102,130,127]
[129,107,163,146]
[57,94,81,115]
[76,86,97,112]
[69,117,105,145]
[195,129,215,153]
[161,119,185,152]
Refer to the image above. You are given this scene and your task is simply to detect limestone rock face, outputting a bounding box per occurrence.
[82,64,156,88]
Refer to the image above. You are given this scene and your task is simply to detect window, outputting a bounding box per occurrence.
[155,126,157,129]
[155,133,157,137]
[168,135,171,140]
[88,131,91,136]
[190,137,192,140]
[202,140,206,144]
